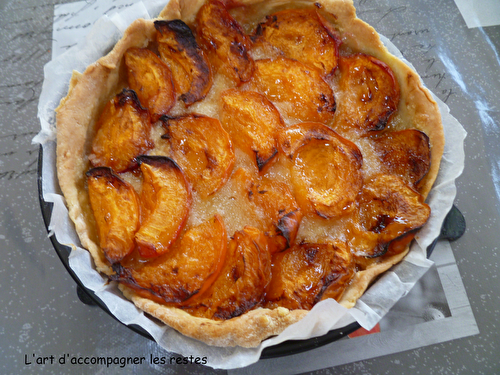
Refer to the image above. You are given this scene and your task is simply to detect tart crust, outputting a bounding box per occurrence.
[56,0,444,348]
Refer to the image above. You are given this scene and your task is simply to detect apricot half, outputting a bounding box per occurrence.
[86,167,140,264]
[336,53,400,133]
[196,0,254,83]
[289,132,363,218]
[252,8,340,75]
[348,174,431,257]
[265,241,354,310]
[162,114,235,197]
[247,57,336,123]
[230,168,302,253]
[113,215,226,304]
[183,226,272,320]
[155,19,212,106]
[372,129,431,188]
[124,47,175,119]
[89,89,153,172]
[220,89,283,170]
[250,179,303,253]
[135,156,191,258]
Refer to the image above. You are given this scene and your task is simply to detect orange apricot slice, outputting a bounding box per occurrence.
[124,47,175,119]
[372,129,431,188]
[220,89,284,170]
[348,174,431,258]
[183,226,272,320]
[113,215,226,304]
[265,241,353,310]
[336,53,399,133]
[196,0,254,83]
[290,135,363,218]
[86,167,140,264]
[230,168,302,253]
[135,156,191,258]
[155,19,212,106]
[278,121,346,158]
[252,8,340,75]
[247,57,336,123]
[162,114,235,197]
[89,89,153,172]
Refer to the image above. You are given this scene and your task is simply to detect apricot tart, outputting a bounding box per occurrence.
[56,0,444,347]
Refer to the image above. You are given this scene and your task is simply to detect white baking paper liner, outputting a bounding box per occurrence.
[33,1,466,369]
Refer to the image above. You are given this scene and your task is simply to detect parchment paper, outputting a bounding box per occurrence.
[33,0,466,369]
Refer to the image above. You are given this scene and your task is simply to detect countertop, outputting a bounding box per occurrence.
[1,0,499,374]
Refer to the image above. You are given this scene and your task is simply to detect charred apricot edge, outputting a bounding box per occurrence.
[384,232,416,258]
[155,19,212,106]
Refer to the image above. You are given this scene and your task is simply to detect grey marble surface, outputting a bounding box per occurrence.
[0,0,499,374]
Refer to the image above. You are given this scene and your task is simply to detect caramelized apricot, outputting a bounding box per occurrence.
[252,8,340,75]
[162,114,235,197]
[251,180,302,251]
[124,47,175,118]
[278,121,346,158]
[220,89,283,170]
[113,215,226,303]
[89,89,153,172]
[336,53,399,133]
[360,174,430,239]
[265,241,353,309]
[291,136,363,218]
[196,0,254,83]
[345,226,387,259]
[155,20,212,106]
[348,174,430,257]
[372,129,431,187]
[135,156,191,258]
[86,167,140,264]
[183,226,272,320]
[247,57,336,123]
[231,168,302,253]
[320,243,355,302]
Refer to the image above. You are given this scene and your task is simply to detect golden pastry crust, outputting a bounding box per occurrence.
[120,284,308,347]
[56,0,444,348]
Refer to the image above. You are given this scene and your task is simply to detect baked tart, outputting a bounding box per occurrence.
[56,0,445,348]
